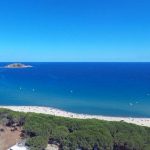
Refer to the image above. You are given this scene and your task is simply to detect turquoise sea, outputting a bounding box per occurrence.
[0,62,150,117]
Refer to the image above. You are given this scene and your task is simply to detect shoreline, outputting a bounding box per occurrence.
[0,106,150,127]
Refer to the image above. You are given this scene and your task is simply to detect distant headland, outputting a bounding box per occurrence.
[4,63,32,68]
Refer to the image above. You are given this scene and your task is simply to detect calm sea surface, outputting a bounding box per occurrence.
[0,62,150,117]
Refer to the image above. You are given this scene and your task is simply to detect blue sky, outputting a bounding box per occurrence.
[0,0,150,62]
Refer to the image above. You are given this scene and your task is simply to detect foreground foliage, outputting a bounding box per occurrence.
[0,108,150,150]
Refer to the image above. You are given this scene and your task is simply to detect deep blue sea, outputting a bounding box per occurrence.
[0,62,150,117]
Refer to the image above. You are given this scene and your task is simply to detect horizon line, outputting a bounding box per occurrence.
[1,61,150,63]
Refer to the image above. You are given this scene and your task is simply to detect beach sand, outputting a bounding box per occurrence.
[0,106,150,127]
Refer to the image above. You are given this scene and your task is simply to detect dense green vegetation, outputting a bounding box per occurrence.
[0,108,150,150]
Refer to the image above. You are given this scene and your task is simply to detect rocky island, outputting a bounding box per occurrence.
[4,63,32,68]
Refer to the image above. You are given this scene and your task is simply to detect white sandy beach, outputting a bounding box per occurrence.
[0,106,150,127]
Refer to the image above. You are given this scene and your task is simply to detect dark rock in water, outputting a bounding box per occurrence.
[4,63,32,68]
